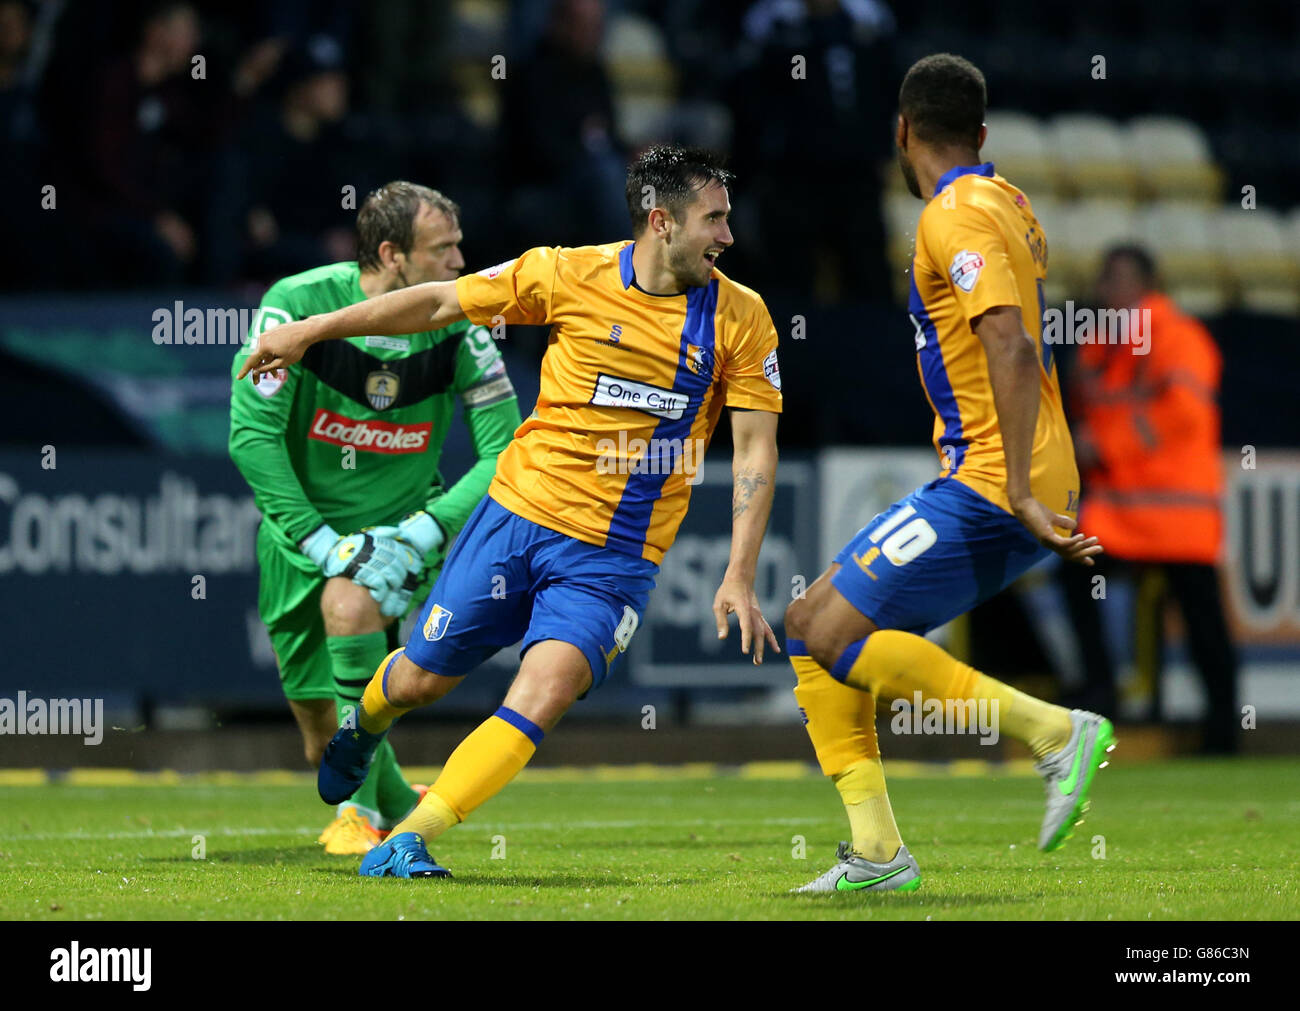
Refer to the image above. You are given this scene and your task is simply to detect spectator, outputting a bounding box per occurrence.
[728,0,895,304]
[498,0,628,249]
[242,34,371,281]
[0,0,46,288]
[1059,245,1239,754]
[84,2,271,287]
[87,3,206,284]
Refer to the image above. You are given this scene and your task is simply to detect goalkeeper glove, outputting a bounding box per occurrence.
[360,512,445,617]
[374,570,421,618]
[299,523,342,569]
[369,510,445,558]
[302,523,413,603]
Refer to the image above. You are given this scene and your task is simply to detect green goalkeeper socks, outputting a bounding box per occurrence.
[327,632,418,828]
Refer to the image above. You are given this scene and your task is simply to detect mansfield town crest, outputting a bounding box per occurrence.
[365,369,399,410]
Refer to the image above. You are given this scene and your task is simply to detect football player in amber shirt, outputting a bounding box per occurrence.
[783,54,1113,895]
[240,146,783,878]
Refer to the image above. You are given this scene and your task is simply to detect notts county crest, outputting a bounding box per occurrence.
[365,369,399,410]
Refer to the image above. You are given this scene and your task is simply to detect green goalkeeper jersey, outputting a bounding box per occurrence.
[229,261,521,563]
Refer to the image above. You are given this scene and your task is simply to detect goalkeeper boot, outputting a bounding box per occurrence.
[1036,709,1116,852]
[318,722,387,805]
[359,832,451,879]
[319,807,383,855]
[793,842,921,894]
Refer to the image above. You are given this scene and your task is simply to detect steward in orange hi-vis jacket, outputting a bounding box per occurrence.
[1059,245,1238,754]
[1071,291,1224,564]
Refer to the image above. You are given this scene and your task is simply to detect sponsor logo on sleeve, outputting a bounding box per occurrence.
[461,375,516,407]
[763,349,781,391]
[253,368,287,397]
[480,260,514,279]
[250,306,293,343]
[948,249,985,293]
[465,325,505,376]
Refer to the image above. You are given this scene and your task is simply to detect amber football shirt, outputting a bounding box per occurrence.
[455,242,783,563]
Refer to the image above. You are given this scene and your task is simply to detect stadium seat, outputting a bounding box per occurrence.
[1135,201,1224,293]
[1048,114,1139,199]
[1217,206,1300,315]
[1167,284,1230,318]
[603,13,675,96]
[1127,116,1222,203]
[1286,206,1300,265]
[983,111,1059,197]
[1053,199,1139,293]
[614,94,672,147]
[450,0,508,127]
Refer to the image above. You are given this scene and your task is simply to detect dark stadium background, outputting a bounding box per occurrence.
[1,0,1297,769]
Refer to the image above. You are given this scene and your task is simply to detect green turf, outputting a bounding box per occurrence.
[1,758,1297,920]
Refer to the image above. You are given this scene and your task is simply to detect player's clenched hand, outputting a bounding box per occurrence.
[712,576,781,665]
[237,318,320,380]
[1010,495,1103,566]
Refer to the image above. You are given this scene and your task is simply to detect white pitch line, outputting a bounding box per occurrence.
[0,826,322,842]
[0,816,845,843]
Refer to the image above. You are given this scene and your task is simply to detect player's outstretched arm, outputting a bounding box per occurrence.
[974,305,1102,566]
[237,280,465,380]
[713,408,781,664]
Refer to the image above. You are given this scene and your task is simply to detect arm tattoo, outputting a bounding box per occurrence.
[732,467,768,520]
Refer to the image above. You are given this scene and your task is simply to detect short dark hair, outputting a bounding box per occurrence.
[625,145,735,234]
[1101,244,1158,286]
[356,181,459,270]
[899,53,987,149]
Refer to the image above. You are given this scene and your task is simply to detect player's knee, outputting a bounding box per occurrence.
[320,577,384,636]
[504,648,589,732]
[784,595,811,642]
[511,682,577,734]
[387,654,455,708]
[803,622,858,675]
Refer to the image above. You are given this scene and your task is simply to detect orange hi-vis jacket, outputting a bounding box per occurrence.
[1072,292,1224,564]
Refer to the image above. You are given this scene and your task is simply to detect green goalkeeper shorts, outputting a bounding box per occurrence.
[256,523,442,702]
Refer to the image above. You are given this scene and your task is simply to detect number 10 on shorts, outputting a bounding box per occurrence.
[870,505,937,566]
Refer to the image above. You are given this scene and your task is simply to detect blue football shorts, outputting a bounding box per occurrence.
[831,477,1050,635]
[404,496,659,691]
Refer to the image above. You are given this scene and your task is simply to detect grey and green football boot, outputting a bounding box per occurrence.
[1036,709,1116,852]
[793,842,922,894]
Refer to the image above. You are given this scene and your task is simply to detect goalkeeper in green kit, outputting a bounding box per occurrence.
[230,182,521,854]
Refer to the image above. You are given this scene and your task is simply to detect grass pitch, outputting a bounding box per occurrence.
[1,758,1296,920]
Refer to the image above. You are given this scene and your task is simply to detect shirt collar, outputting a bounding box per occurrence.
[933,162,995,198]
[619,242,636,289]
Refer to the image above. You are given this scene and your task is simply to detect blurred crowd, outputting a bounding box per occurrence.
[0,0,897,301]
[3,0,1296,302]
